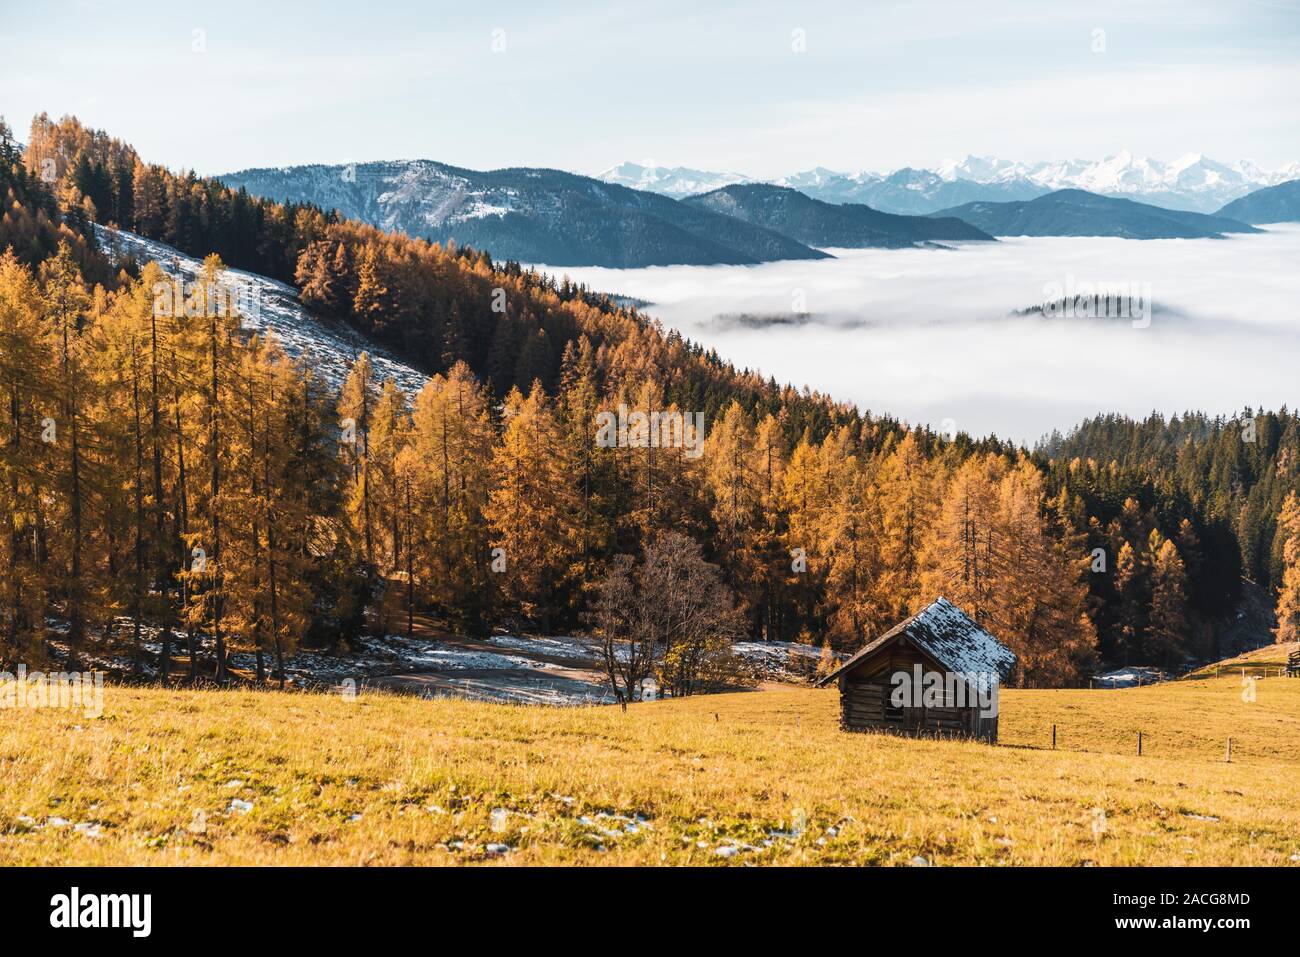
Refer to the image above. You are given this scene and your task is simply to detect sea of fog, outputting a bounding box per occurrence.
[537,225,1300,445]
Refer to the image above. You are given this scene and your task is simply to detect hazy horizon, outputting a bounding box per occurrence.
[4,0,1298,177]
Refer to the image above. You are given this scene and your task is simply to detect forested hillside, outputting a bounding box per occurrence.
[17,114,855,425]
[0,120,111,284]
[1216,178,1300,223]
[1040,410,1300,654]
[3,113,1299,691]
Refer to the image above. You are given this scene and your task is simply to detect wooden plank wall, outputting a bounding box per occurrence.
[840,679,889,729]
[838,647,997,742]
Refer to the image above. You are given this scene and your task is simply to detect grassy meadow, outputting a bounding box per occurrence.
[1186,641,1299,679]
[2,675,1299,866]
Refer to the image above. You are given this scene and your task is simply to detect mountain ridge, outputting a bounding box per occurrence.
[1215,179,1300,224]
[928,188,1262,239]
[683,183,994,247]
[219,160,829,268]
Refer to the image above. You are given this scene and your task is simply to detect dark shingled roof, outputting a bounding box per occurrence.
[815,597,1017,687]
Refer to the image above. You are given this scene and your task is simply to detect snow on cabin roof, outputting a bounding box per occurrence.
[816,598,1016,687]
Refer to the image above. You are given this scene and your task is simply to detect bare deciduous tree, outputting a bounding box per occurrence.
[592,531,744,708]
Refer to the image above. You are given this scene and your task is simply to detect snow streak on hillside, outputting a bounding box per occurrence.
[94,225,429,397]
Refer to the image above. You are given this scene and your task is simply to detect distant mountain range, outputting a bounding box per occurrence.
[219,161,827,268]
[218,157,1282,270]
[776,166,1047,214]
[597,153,1300,215]
[684,184,993,247]
[930,189,1261,239]
[1215,179,1300,224]
[595,162,749,198]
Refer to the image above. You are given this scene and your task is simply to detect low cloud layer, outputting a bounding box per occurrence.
[545,226,1300,444]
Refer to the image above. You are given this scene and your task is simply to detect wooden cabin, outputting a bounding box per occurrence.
[817,597,1016,742]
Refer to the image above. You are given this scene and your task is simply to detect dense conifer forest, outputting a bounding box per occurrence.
[3,113,1299,689]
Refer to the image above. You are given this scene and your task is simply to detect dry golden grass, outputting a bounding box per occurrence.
[1185,642,1298,679]
[2,676,1299,865]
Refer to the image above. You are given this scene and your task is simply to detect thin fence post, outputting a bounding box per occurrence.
[1137,731,1143,756]
[1225,738,1232,763]
[1052,724,1057,750]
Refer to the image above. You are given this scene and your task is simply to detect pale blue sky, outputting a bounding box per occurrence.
[3,0,1297,176]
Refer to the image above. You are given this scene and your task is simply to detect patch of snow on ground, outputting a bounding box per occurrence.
[402,647,555,671]
[732,641,822,682]
[1093,666,1169,687]
[409,674,616,706]
[732,641,822,662]
[485,634,619,661]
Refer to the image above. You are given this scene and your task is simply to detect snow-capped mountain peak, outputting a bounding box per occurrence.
[1169,151,1205,171]
[935,154,1018,182]
[594,162,748,198]
[777,166,859,190]
[782,154,1298,213]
